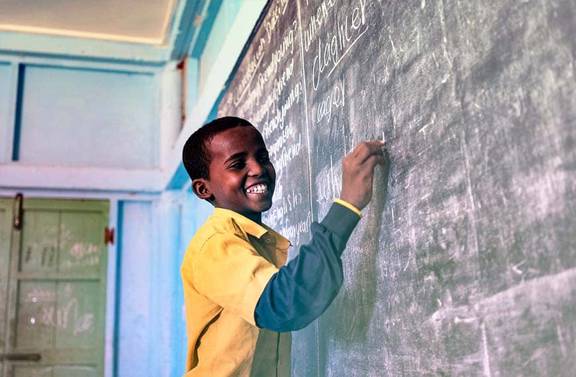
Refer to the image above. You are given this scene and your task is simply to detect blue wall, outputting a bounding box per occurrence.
[113,192,213,377]
[18,66,159,168]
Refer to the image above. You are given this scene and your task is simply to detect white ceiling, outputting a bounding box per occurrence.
[0,0,178,44]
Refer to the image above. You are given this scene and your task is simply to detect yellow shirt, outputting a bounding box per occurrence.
[181,207,291,377]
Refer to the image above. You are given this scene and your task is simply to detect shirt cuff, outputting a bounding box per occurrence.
[321,202,361,243]
[333,198,362,217]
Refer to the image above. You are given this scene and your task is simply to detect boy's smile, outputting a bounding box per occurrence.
[200,126,276,223]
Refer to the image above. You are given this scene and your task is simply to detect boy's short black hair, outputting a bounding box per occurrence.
[182,116,255,180]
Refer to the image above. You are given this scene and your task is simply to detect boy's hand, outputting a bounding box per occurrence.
[340,141,388,211]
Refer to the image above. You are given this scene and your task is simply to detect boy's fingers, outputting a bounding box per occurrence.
[352,140,382,155]
[364,154,386,171]
[355,141,386,164]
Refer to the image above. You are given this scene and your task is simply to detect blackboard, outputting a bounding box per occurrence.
[218,0,576,375]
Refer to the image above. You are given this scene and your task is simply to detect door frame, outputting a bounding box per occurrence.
[0,200,13,377]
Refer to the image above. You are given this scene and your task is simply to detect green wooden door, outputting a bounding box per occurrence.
[0,199,108,377]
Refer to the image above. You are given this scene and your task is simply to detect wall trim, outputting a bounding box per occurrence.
[0,165,163,192]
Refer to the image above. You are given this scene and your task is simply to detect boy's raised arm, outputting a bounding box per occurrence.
[255,141,387,332]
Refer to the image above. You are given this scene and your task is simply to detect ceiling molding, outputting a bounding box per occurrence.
[0,165,163,193]
[0,24,165,45]
[0,30,170,64]
[0,0,189,64]
[0,0,179,44]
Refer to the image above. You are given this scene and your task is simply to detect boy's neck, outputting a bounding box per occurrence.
[216,206,262,224]
[244,212,262,224]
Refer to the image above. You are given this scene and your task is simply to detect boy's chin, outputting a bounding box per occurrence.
[255,200,273,213]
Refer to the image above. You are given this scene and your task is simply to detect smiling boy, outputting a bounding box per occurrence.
[181,116,386,377]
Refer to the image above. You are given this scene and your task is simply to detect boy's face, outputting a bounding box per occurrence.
[194,126,276,223]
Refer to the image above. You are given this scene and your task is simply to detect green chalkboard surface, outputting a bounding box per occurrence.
[219,0,576,375]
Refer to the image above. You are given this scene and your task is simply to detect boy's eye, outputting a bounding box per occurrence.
[258,153,270,163]
[229,161,245,170]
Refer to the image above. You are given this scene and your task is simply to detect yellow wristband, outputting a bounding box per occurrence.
[334,198,362,217]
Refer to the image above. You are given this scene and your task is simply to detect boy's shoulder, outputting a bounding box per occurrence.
[186,210,250,256]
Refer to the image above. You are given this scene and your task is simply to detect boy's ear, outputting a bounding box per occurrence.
[192,178,214,201]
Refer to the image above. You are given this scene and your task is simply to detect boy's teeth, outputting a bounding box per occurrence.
[246,184,267,194]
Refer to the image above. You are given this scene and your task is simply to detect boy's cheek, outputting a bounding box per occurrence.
[269,165,277,182]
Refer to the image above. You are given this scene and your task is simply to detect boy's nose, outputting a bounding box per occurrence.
[247,159,265,176]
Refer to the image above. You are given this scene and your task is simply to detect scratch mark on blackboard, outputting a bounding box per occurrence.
[460,132,480,258]
[431,51,439,68]
[556,322,567,357]
[390,108,397,138]
[417,112,436,134]
[481,322,493,377]
[511,260,526,276]
[388,34,398,57]
[437,0,453,69]
[404,173,417,272]
[454,315,476,324]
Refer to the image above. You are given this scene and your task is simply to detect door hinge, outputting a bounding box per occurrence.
[13,193,23,230]
[104,227,115,246]
[0,352,41,361]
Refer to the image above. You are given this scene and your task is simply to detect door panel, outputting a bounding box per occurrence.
[52,366,97,377]
[16,281,56,349]
[19,211,59,274]
[12,366,51,377]
[11,365,97,377]
[2,199,108,377]
[58,212,103,276]
[54,281,99,347]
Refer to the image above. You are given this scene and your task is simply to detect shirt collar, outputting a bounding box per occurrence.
[212,207,291,249]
